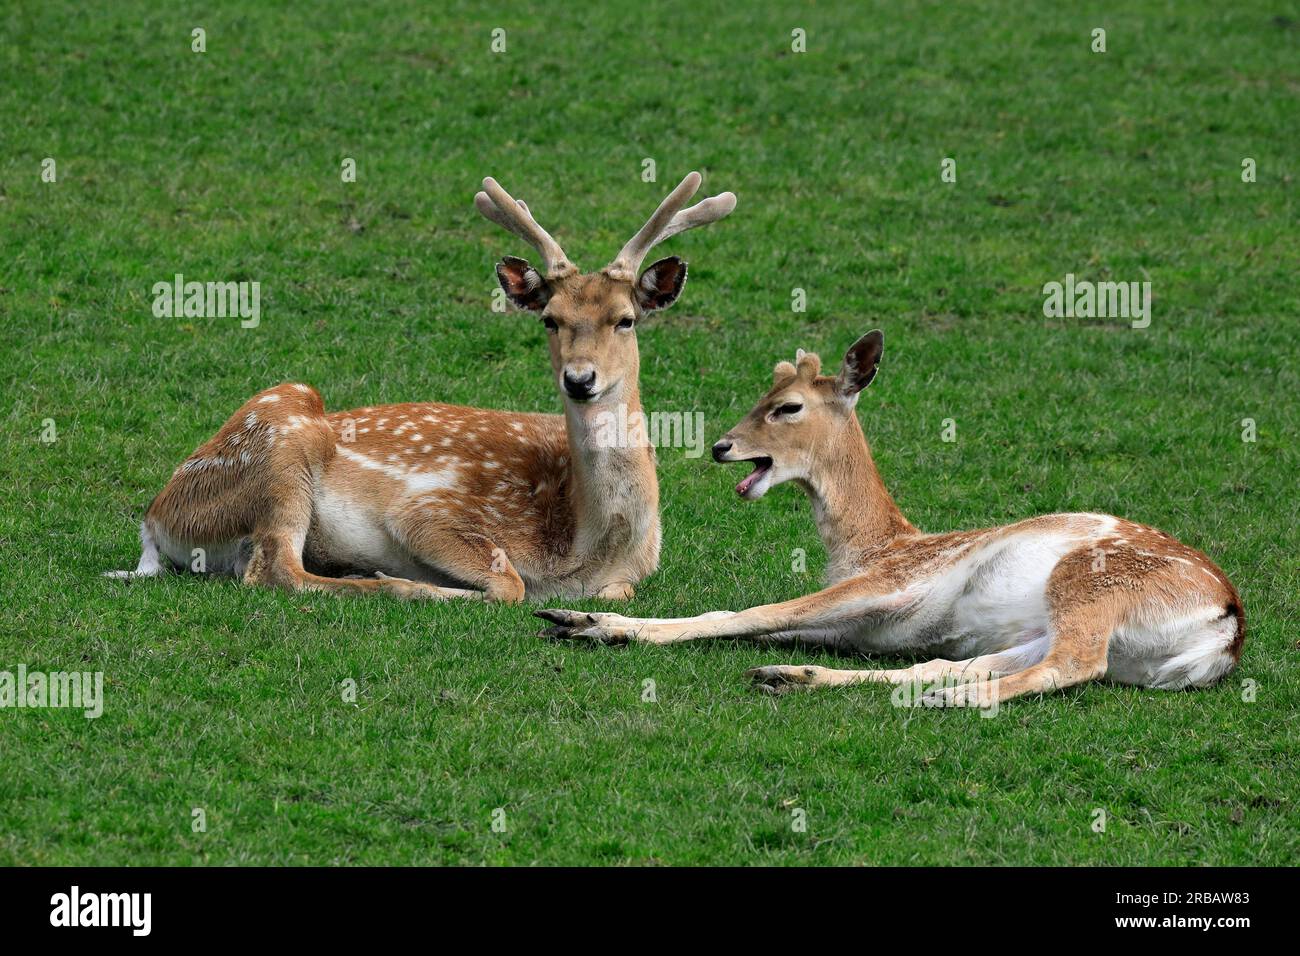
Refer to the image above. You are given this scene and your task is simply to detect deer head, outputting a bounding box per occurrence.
[712,332,885,499]
[476,172,736,405]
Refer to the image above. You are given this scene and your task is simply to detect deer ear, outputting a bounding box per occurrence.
[836,330,884,398]
[635,256,687,312]
[496,256,551,312]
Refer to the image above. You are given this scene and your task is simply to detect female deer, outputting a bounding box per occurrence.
[538,332,1245,706]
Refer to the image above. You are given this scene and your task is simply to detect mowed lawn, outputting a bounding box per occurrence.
[1,1,1296,865]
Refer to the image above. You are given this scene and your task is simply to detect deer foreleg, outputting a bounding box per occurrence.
[537,576,877,647]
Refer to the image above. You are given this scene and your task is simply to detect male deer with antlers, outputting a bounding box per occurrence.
[107,172,736,602]
[539,331,1245,706]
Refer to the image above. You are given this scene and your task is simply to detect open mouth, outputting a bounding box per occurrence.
[733,456,773,498]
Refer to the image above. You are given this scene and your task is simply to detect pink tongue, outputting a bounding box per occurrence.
[736,467,763,496]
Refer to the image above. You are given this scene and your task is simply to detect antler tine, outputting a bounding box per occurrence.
[607,172,737,280]
[656,191,738,244]
[474,177,576,277]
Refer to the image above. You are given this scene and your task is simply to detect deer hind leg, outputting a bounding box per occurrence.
[385,502,525,603]
[747,635,1052,694]
[881,634,1052,685]
[924,547,1124,707]
[238,444,477,601]
[923,621,1112,708]
[240,474,479,601]
[927,539,1244,707]
[131,383,336,579]
[243,529,479,600]
[138,383,470,601]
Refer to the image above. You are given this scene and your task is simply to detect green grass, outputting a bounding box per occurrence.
[1,0,1297,865]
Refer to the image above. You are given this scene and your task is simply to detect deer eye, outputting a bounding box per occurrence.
[775,403,804,416]
[542,316,559,333]
[615,316,635,330]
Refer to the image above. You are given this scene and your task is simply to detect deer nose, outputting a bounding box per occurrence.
[563,367,598,399]
[711,440,734,463]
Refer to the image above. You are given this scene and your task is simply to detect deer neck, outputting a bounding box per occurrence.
[563,383,660,551]
[798,419,914,581]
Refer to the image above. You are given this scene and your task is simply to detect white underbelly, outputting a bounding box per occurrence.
[854,532,1079,658]
[307,488,426,579]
